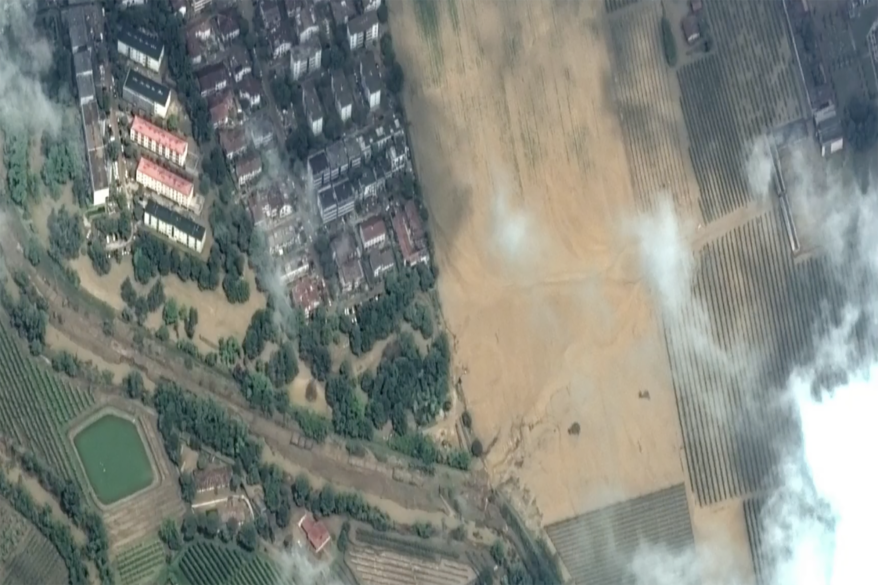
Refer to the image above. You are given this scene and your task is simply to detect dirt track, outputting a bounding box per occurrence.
[389,0,688,526]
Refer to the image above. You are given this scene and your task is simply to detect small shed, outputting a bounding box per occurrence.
[682,14,701,45]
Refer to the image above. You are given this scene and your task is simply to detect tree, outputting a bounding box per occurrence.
[844,97,878,152]
[159,518,182,550]
[179,471,197,503]
[471,439,484,457]
[163,298,179,326]
[202,510,221,538]
[181,512,199,541]
[121,277,138,307]
[123,371,145,400]
[377,3,388,23]
[491,540,506,565]
[237,521,258,551]
[660,16,677,67]
[48,207,84,260]
[462,410,472,429]
[185,307,199,339]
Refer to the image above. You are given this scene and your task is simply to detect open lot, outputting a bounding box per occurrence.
[388,0,687,526]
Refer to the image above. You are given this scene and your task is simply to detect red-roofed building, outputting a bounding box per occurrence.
[297,513,331,554]
[292,275,325,316]
[359,215,387,249]
[392,203,429,266]
[136,157,195,209]
[131,116,188,166]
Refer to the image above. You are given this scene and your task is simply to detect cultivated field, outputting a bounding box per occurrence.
[0,508,68,585]
[666,209,845,506]
[677,0,803,222]
[114,536,166,585]
[388,0,686,526]
[545,484,694,585]
[0,325,94,483]
[171,541,293,585]
[607,1,701,219]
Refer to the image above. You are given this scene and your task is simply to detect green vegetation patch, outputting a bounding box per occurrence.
[115,537,166,585]
[73,414,153,505]
[172,541,292,585]
[0,325,94,482]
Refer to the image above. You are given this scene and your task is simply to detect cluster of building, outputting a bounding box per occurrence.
[110,11,210,254]
[783,0,845,156]
[65,3,111,207]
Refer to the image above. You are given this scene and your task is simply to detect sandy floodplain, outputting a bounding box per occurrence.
[389,0,689,526]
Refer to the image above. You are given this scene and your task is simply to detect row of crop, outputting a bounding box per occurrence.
[174,541,288,585]
[1,528,68,585]
[0,501,27,562]
[0,326,93,481]
[115,537,165,585]
[355,529,445,562]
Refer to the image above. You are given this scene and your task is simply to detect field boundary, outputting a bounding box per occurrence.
[67,404,162,513]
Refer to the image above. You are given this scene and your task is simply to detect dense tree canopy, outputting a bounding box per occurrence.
[48,207,84,260]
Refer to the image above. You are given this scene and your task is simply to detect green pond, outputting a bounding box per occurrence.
[73,414,153,505]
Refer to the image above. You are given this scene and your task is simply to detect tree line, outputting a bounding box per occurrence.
[151,381,390,536]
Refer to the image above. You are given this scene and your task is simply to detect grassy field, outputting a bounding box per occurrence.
[114,536,166,585]
[73,414,154,505]
[677,0,804,222]
[0,324,94,483]
[171,541,293,585]
[0,506,68,585]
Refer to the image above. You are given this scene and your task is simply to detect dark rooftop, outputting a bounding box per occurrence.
[309,151,329,174]
[347,11,378,36]
[332,71,353,108]
[145,199,206,241]
[118,25,164,61]
[318,186,336,210]
[124,69,170,105]
[302,81,323,121]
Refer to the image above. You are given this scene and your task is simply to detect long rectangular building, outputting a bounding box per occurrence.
[130,116,188,166]
[135,157,195,209]
[143,199,206,253]
[123,69,171,119]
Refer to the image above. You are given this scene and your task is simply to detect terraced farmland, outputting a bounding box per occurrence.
[115,537,166,585]
[608,1,700,218]
[665,210,845,505]
[0,325,94,482]
[678,0,804,222]
[172,541,292,585]
[0,526,68,585]
[545,484,694,585]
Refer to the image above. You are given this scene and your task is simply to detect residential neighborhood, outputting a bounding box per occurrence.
[63,0,425,329]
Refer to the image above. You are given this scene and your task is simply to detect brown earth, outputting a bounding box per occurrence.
[389,0,688,527]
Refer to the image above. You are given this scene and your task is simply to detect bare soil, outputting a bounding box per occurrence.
[389,0,687,527]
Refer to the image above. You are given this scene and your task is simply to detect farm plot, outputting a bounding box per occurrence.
[545,484,694,585]
[172,541,292,585]
[744,497,772,585]
[605,0,639,14]
[665,209,846,506]
[678,0,804,222]
[0,325,94,482]
[0,527,68,585]
[607,1,701,220]
[0,500,27,564]
[101,412,185,550]
[114,536,166,585]
[346,544,476,585]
